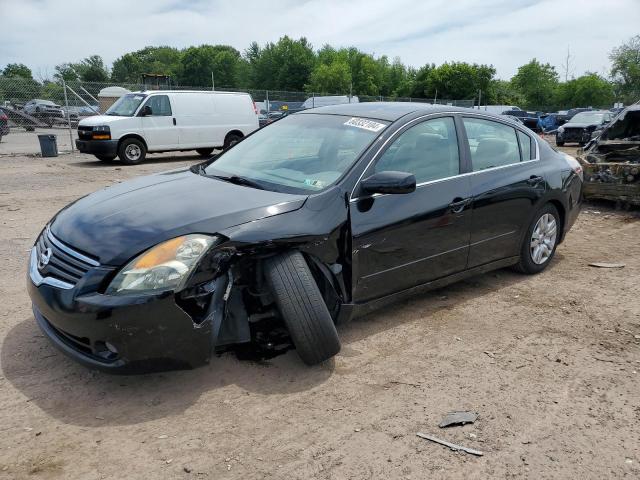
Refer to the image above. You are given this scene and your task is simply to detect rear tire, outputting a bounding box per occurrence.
[95,154,116,162]
[118,138,146,165]
[513,204,560,274]
[223,133,242,150]
[265,251,341,365]
[555,137,564,147]
[196,148,214,157]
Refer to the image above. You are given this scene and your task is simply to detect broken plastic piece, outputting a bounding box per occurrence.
[438,411,478,428]
[416,432,484,456]
[588,262,625,268]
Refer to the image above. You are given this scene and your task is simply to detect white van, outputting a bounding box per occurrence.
[75,90,259,164]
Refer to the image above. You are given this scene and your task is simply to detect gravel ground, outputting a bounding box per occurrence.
[0,148,639,479]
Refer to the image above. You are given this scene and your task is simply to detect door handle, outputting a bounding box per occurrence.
[173,118,177,126]
[527,175,543,186]
[448,197,471,214]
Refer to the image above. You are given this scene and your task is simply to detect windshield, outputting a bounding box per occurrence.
[571,112,607,124]
[204,113,388,194]
[105,93,147,116]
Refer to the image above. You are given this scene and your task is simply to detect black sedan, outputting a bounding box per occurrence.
[27,103,583,371]
[556,110,613,146]
[501,109,540,131]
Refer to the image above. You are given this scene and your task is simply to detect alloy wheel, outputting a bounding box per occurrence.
[530,213,557,265]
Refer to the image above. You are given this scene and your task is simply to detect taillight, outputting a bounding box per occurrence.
[0,114,7,121]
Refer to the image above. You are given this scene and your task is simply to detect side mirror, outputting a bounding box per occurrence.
[361,171,416,195]
[139,105,152,117]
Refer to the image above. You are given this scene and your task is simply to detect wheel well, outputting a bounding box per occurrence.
[118,134,147,151]
[548,199,566,242]
[225,130,243,141]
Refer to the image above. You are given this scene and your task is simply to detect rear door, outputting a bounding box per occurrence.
[140,94,179,150]
[350,115,472,302]
[461,115,545,268]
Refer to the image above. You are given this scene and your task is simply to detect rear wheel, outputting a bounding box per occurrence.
[118,138,146,165]
[555,136,564,147]
[95,154,116,162]
[196,148,214,157]
[514,204,560,274]
[265,251,341,365]
[223,132,242,150]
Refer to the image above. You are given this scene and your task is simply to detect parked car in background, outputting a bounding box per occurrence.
[302,95,359,109]
[23,99,65,126]
[28,103,583,371]
[502,110,540,130]
[474,105,521,115]
[62,105,100,126]
[556,110,613,146]
[0,109,9,141]
[75,90,259,164]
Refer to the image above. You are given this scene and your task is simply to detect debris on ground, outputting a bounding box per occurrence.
[588,262,626,268]
[483,351,496,359]
[438,411,478,428]
[416,433,484,456]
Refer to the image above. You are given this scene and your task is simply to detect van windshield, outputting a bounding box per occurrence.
[105,94,147,116]
[203,113,388,194]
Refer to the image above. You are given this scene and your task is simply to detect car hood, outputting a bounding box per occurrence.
[51,168,307,265]
[78,115,130,126]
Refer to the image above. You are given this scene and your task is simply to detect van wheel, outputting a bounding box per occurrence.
[265,251,341,365]
[118,138,146,165]
[513,204,560,274]
[196,148,214,157]
[95,154,116,162]
[223,133,242,150]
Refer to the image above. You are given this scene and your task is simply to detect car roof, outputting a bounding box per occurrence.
[297,102,470,122]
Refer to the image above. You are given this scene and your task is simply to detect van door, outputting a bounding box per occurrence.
[140,94,179,150]
[173,93,218,148]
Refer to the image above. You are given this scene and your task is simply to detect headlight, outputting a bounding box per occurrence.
[557,126,564,133]
[94,125,110,132]
[105,234,219,295]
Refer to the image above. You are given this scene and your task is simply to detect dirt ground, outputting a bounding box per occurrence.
[0,145,639,480]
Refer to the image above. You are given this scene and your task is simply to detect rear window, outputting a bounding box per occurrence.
[517,130,534,160]
[463,117,521,171]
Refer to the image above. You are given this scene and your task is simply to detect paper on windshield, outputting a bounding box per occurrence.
[344,117,386,132]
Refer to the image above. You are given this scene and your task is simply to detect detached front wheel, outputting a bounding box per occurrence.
[265,251,341,365]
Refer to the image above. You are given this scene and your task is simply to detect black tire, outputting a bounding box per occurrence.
[513,204,560,274]
[265,251,341,365]
[223,132,242,150]
[555,137,564,147]
[196,148,214,157]
[118,138,146,165]
[95,154,116,162]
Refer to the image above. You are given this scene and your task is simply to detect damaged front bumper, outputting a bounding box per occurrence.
[28,273,213,373]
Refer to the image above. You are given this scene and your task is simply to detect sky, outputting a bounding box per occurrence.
[1,0,638,81]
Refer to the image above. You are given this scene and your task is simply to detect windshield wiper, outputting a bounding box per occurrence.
[210,174,265,190]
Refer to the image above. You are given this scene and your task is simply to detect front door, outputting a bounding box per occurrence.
[350,116,472,303]
[140,94,179,150]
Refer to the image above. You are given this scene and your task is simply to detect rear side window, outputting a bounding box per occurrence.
[463,117,521,171]
[375,117,460,183]
[145,95,172,116]
[517,130,534,161]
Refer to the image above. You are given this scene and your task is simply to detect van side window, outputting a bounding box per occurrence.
[144,95,172,116]
[463,117,521,171]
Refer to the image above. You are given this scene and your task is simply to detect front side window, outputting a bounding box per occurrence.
[204,113,387,194]
[143,95,172,116]
[375,117,460,183]
[463,117,521,171]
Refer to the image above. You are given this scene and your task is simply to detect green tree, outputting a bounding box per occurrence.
[609,35,640,104]
[54,63,79,82]
[73,55,109,82]
[426,62,496,101]
[306,61,352,93]
[554,73,614,108]
[111,46,181,83]
[2,63,33,79]
[249,36,316,90]
[178,45,243,87]
[511,59,559,109]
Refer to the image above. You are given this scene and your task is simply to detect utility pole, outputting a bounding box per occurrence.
[562,46,574,82]
[62,79,74,152]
